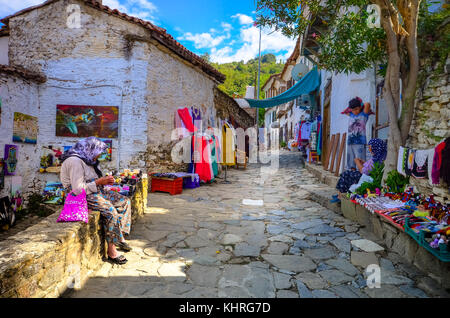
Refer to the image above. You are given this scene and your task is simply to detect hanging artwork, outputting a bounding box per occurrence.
[98,139,112,162]
[11,176,23,213]
[0,159,4,190]
[40,145,64,173]
[13,112,38,144]
[4,144,18,176]
[56,105,119,138]
[42,182,65,205]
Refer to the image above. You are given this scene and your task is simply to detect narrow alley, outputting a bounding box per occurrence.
[68,151,448,298]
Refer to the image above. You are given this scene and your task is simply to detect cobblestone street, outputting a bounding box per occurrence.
[69,151,449,298]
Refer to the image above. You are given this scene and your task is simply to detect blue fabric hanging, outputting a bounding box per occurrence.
[245,67,321,109]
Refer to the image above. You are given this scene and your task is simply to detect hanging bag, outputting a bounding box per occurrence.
[57,188,89,223]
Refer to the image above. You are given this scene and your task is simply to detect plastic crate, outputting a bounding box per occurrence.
[151,177,183,195]
[404,218,450,262]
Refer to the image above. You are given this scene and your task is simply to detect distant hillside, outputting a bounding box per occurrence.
[205,53,285,99]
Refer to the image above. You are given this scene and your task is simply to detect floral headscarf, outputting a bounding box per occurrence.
[60,137,108,176]
[368,138,387,163]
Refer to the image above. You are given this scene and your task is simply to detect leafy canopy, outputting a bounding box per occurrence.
[256,0,387,74]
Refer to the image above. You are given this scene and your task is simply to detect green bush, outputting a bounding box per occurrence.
[356,162,384,195]
[385,170,410,193]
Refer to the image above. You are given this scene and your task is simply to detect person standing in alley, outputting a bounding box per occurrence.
[343,97,372,170]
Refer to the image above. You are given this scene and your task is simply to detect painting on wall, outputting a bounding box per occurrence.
[13,112,38,144]
[40,145,64,173]
[4,145,18,176]
[56,105,119,138]
[98,139,112,162]
[42,182,65,205]
[11,176,23,213]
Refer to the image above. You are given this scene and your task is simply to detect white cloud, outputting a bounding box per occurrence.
[210,25,296,64]
[0,0,46,18]
[103,0,158,22]
[231,13,254,25]
[178,21,232,50]
[221,22,233,32]
[178,32,229,49]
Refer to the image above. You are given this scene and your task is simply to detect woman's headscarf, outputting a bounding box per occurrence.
[60,137,108,177]
[368,138,387,163]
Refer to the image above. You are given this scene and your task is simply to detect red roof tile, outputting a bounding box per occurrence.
[1,0,225,83]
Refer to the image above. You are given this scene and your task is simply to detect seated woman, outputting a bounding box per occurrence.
[335,138,387,194]
[60,137,132,265]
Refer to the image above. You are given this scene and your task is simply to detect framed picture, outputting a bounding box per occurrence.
[13,112,38,144]
[11,176,23,213]
[56,105,119,138]
[4,144,18,176]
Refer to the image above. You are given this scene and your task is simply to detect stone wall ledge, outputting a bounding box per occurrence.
[341,196,450,291]
[305,163,450,291]
[0,177,148,298]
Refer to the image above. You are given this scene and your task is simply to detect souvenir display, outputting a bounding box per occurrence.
[13,112,38,144]
[4,144,18,176]
[104,169,143,197]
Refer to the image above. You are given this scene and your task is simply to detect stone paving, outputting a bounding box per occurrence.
[69,151,449,298]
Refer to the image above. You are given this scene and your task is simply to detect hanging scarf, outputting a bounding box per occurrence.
[368,138,387,163]
[440,137,450,186]
[60,137,108,177]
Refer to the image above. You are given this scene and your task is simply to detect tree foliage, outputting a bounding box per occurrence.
[210,54,285,98]
[255,0,444,176]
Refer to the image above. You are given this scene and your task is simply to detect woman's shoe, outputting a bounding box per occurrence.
[115,241,132,252]
[108,254,128,265]
[330,194,341,203]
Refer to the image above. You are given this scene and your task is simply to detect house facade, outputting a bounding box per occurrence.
[0,0,253,198]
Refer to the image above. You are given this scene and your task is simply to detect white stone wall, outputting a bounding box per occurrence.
[5,0,221,176]
[0,37,8,65]
[0,75,41,198]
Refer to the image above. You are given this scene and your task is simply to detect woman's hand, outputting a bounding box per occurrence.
[95,176,115,186]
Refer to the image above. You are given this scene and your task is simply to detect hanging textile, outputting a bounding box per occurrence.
[222,123,236,166]
[412,149,429,179]
[432,141,446,185]
[317,121,322,155]
[192,135,212,182]
[191,106,202,131]
[440,137,450,186]
[211,135,219,178]
[397,146,407,177]
[178,108,197,133]
[245,67,321,108]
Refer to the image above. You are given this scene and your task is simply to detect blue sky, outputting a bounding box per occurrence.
[0,0,297,63]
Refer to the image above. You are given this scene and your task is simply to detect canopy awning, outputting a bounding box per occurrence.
[245,67,320,109]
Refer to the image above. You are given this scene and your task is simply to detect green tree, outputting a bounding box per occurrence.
[211,53,285,98]
[255,0,445,176]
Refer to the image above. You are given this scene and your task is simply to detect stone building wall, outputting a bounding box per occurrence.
[3,0,245,178]
[407,56,450,203]
[0,73,41,198]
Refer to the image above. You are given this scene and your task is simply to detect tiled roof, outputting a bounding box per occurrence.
[281,37,301,77]
[0,64,47,83]
[0,0,225,83]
